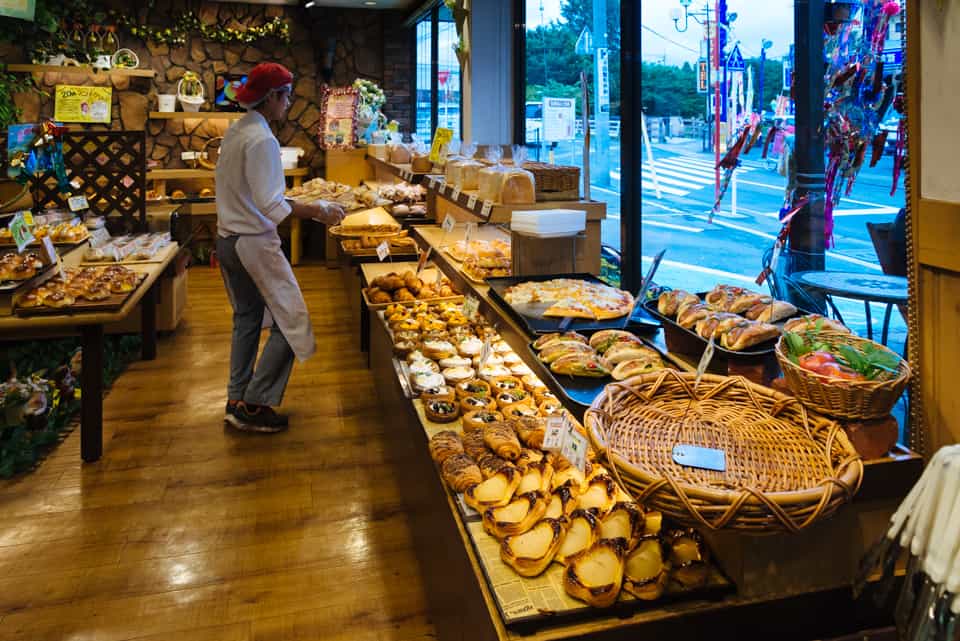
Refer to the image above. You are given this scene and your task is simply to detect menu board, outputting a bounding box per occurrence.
[319,85,359,150]
[53,85,112,124]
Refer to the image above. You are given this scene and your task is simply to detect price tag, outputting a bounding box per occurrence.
[10,211,34,253]
[480,200,494,219]
[415,247,432,276]
[22,211,33,226]
[442,213,457,234]
[39,236,65,279]
[463,294,480,320]
[673,445,727,472]
[434,265,443,289]
[478,336,493,369]
[68,195,89,212]
[695,336,716,388]
[542,416,567,452]
[376,241,390,262]
[561,427,588,475]
[464,221,477,247]
[451,185,462,202]
[467,194,479,210]
[89,227,111,248]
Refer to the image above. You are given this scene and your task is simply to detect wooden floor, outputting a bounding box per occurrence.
[0,265,438,641]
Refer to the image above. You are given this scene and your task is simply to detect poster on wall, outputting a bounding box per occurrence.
[0,0,35,20]
[318,85,359,150]
[6,123,36,179]
[543,97,576,142]
[53,85,112,124]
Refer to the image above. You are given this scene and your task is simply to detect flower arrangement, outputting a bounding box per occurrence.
[353,78,386,115]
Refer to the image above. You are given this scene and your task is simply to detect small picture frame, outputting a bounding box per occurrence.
[318,85,359,150]
[215,73,248,112]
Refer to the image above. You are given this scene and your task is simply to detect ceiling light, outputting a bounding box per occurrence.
[364,1,377,5]
[305,0,316,7]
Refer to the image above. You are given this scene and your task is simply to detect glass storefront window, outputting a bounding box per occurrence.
[415,6,462,141]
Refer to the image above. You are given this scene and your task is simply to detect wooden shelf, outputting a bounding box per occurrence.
[366,154,437,185]
[6,64,155,79]
[147,167,309,180]
[149,112,244,120]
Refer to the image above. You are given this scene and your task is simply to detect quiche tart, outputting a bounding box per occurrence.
[504,279,634,320]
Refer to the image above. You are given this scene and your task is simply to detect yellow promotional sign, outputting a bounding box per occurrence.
[53,85,112,124]
[429,127,453,163]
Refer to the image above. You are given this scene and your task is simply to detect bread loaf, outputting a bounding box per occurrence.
[499,168,536,204]
[389,144,412,164]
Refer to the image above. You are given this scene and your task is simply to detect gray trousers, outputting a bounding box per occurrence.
[217,235,295,407]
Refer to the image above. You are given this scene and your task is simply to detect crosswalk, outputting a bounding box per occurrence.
[641,155,753,198]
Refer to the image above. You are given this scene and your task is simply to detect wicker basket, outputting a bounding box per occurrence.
[522,162,580,195]
[584,370,863,533]
[775,332,911,421]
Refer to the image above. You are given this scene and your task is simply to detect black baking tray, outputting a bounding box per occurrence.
[529,330,687,411]
[486,273,660,337]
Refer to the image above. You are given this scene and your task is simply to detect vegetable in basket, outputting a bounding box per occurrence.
[783,327,900,382]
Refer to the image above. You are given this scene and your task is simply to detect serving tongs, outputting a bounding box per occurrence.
[855,445,960,641]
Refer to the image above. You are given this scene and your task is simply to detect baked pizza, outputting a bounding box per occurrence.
[504,279,634,320]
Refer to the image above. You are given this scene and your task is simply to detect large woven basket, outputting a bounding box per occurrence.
[585,370,863,533]
[522,162,580,194]
[775,332,911,421]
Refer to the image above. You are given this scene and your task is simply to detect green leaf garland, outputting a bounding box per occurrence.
[115,11,291,47]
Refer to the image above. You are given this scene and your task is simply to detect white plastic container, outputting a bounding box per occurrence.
[279,146,304,170]
[157,94,176,113]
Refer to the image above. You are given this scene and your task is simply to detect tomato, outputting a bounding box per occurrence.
[809,361,865,381]
[799,351,837,373]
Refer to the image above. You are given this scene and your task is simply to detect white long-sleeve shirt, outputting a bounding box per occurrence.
[216,110,292,237]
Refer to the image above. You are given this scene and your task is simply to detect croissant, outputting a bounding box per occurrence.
[676,303,711,329]
[429,430,464,465]
[511,416,546,450]
[476,451,515,479]
[462,429,490,460]
[441,453,482,492]
[484,422,522,461]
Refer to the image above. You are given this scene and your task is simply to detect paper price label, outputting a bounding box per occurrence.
[561,426,588,475]
[463,294,480,320]
[480,200,494,219]
[10,211,34,253]
[464,222,477,246]
[542,416,567,452]
[478,336,493,369]
[89,227,112,248]
[68,195,89,212]
[451,186,462,202]
[466,194,479,210]
[673,444,727,472]
[39,236,58,264]
[415,247,432,276]
[22,211,33,226]
[442,214,456,234]
[434,266,443,289]
[376,241,390,262]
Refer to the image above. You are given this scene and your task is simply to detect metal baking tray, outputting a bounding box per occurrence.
[486,273,660,337]
[528,330,687,410]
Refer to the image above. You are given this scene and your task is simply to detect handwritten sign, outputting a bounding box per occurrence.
[10,211,33,252]
[429,127,453,163]
[467,194,478,210]
[319,85,359,150]
[561,427,588,475]
[68,195,89,212]
[376,241,390,262]
[54,85,111,124]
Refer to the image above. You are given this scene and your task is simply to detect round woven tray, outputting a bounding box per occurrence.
[585,370,863,533]
[775,332,911,421]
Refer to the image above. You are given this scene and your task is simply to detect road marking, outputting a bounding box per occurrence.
[736,179,784,192]
[590,184,620,197]
[832,207,900,216]
[644,256,758,284]
[642,180,688,196]
[643,172,713,189]
[643,220,705,233]
[645,163,716,184]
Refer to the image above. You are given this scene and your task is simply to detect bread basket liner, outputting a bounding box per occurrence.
[585,369,864,534]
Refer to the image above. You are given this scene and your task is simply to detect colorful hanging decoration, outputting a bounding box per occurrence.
[710,124,752,222]
[821,0,902,248]
[9,120,72,195]
[114,11,290,47]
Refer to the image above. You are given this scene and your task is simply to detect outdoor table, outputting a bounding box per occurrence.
[793,271,909,345]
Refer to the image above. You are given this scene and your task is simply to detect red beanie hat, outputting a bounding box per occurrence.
[236,63,294,106]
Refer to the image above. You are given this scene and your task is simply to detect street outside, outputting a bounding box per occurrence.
[539,134,908,356]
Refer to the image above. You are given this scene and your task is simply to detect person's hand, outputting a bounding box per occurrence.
[314,201,346,226]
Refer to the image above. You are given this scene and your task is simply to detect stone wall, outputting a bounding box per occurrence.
[4,1,412,173]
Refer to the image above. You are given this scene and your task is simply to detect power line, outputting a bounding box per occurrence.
[641,24,699,55]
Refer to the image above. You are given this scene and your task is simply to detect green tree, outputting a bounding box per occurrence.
[640,62,703,118]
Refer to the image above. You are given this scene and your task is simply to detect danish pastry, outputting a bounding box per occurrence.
[483,422,521,460]
[429,430,464,465]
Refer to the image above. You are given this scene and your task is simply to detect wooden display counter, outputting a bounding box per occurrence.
[0,243,180,462]
[353,223,926,641]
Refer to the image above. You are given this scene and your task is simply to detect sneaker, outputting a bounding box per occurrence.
[224,401,287,433]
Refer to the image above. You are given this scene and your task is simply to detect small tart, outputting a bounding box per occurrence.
[503,401,541,420]
[493,340,512,354]
[413,372,445,392]
[44,290,75,308]
[490,376,523,393]
[423,340,457,359]
[539,398,564,415]
[439,356,472,370]
[461,395,498,414]
[397,319,421,332]
[393,330,422,343]
[510,363,534,378]
[478,364,512,381]
[421,385,456,403]
[408,359,441,376]
[473,353,504,368]
[522,375,548,393]
[421,319,447,333]
[393,340,419,358]
[496,388,532,409]
[82,284,111,301]
[456,378,492,399]
[462,409,505,432]
[443,366,476,384]
[425,399,460,423]
[458,337,484,357]
[502,352,524,367]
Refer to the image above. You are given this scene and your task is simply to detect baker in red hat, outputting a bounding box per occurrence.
[215,62,344,433]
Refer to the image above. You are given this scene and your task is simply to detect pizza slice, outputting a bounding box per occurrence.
[543,298,596,319]
[590,291,635,320]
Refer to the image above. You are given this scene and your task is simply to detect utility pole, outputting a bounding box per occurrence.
[593,0,611,187]
[788,0,826,278]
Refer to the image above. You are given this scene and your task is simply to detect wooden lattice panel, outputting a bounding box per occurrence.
[0,129,146,234]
